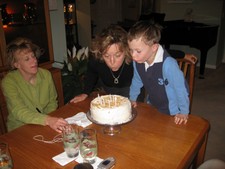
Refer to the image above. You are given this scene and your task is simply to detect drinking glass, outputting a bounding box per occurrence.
[0,142,13,169]
[80,129,98,164]
[62,125,80,158]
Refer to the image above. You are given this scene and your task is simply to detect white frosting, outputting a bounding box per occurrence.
[90,95,132,125]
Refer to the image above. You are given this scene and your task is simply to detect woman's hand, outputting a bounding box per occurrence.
[45,116,68,133]
[131,101,137,108]
[174,114,188,125]
[70,94,88,103]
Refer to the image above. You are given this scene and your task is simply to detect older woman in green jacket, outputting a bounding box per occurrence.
[1,37,68,132]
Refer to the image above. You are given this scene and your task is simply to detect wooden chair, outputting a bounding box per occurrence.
[0,67,64,135]
[176,54,197,110]
[48,68,64,107]
[0,69,9,135]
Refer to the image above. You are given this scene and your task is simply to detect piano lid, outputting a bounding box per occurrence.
[160,20,219,50]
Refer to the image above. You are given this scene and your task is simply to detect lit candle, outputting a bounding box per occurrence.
[110,94,112,102]
[103,97,105,106]
[98,94,100,102]
[98,94,103,106]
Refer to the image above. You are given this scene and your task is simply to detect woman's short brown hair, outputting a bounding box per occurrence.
[6,37,42,69]
[90,25,132,64]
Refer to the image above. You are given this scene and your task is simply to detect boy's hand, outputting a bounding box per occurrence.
[131,101,137,108]
[174,114,188,125]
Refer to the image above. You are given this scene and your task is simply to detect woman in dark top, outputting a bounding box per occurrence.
[70,24,142,103]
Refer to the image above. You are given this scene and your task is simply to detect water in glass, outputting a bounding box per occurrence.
[80,129,97,164]
[0,142,13,169]
[63,125,80,158]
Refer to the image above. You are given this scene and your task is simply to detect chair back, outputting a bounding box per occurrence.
[0,70,9,135]
[176,54,197,110]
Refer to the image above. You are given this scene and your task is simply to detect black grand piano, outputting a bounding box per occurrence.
[160,20,219,78]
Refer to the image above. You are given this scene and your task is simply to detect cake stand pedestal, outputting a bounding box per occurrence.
[86,109,137,136]
[103,125,121,136]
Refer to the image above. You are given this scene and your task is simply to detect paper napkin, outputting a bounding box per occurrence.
[52,152,76,166]
[52,151,103,168]
[65,112,92,128]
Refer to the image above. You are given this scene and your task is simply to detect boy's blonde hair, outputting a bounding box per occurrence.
[127,21,162,46]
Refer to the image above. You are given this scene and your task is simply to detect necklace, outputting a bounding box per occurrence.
[109,62,125,84]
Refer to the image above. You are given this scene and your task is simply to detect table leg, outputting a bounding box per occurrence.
[191,133,208,169]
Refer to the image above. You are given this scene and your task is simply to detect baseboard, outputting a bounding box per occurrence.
[205,64,217,69]
[196,63,217,69]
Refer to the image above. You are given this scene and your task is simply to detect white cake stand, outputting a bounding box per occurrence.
[86,109,137,136]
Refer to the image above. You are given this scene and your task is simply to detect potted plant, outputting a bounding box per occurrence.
[62,46,89,103]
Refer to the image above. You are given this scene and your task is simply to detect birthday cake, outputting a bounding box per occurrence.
[90,95,132,125]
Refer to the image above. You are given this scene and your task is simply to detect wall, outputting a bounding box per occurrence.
[49,0,67,63]
[217,1,225,64]
[49,0,224,68]
[76,0,92,47]
[49,0,91,63]
[121,0,142,21]
[90,0,123,34]
[156,0,224,69]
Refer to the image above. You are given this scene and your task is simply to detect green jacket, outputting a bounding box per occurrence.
[1,68,58,131]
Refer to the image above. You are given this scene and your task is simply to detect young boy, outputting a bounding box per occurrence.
[127,21,189,125]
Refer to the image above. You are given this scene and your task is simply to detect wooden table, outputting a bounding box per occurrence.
[0,97,209,169]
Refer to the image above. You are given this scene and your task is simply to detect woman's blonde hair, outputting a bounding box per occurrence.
[90,25,132,64]
[6,37,42,69]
